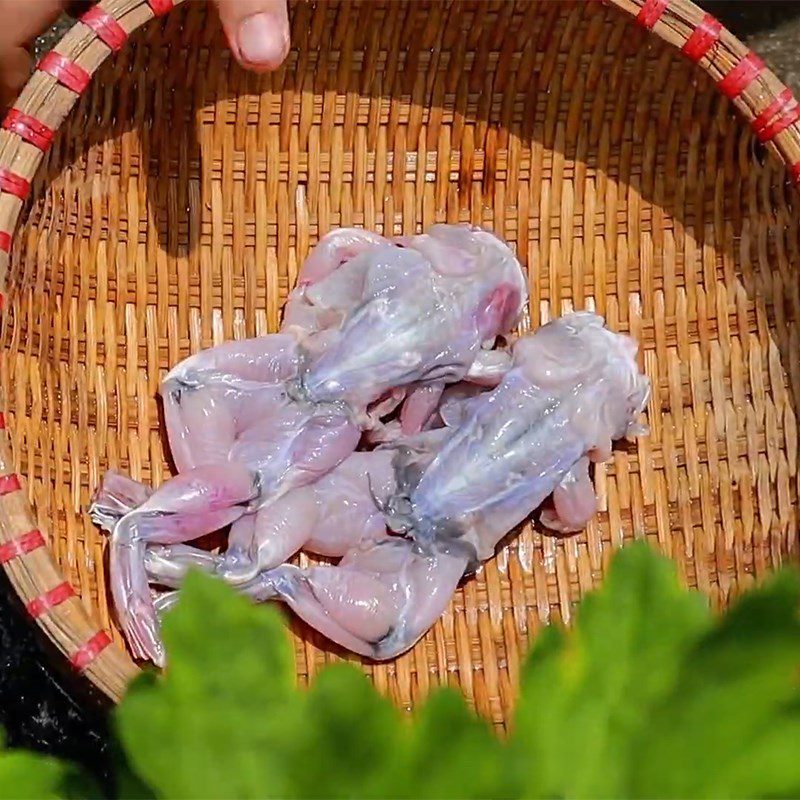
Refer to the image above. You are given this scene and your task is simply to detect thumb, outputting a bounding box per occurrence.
[0,0,66,108]
[212,0,289,72]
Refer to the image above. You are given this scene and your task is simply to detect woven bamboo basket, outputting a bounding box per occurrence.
[0,0,799,725]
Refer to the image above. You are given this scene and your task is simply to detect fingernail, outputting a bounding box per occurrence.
[237,13,288,68]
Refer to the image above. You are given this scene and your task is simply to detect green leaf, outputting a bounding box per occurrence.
[115,570,300,799]
[713,705,800,800]
[284,664,402,799]
[511,542,711,798]
[114,571,515,800]
[0,741,98,800]
[108,736,156,800]
[511,544,800,799]
[507,623,570,797]
[107,545,800,800]
[632,570,800,799]
[392,688,513,800]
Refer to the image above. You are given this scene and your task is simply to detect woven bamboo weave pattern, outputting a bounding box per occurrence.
[0,0,799,723]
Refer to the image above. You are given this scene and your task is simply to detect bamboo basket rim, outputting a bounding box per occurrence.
[0,0,798,704]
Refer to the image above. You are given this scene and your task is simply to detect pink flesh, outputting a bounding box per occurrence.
[137,463,255,516]
[282,245,382,336]
[303,449,395,557]
[141,445,397,587]
[247,540,469,660]
[475,283,522,340]
[163,335,300,386]
[228,513,256,553]
[464,349,512,387]
[161,335,299,473]
[540,457,597,533]
[400,382,445,435]
[108,462,255,664]
[237,491,319,581]
[287,413,361,483]
[89,470,153,533]
[367,387,407,420]
[177,387,237,467]
[304,567,401,642]
[110,534,164,664]
[255,570,385,658]
[553,458,597,528]
[297,229,389,286]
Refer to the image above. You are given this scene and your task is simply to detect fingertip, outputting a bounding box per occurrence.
[0,47,33,110]
[213,0,290,72]
[236,13,289,72]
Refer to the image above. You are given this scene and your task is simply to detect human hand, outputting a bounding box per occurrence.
[0,0,289,108]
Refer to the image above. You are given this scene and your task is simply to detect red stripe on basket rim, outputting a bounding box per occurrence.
[2,109,55,151]
[0,474,21,495]
[635,0,668,30]
[753,89,794,134]
[147,0,174,15]
[0,529,46,565]
[0,232,11,253]
[0,411,5,429]
[681,13,722,63]
[0,168,30,201]
[70,631,112,671]
[27,582,76,619]
[718,52,765,100]
[81,6,128,52]
[38,51,91,94]
[756,96,800,143]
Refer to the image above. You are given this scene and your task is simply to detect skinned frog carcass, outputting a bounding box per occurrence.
[92,225,527,665]
[99,313,649,663]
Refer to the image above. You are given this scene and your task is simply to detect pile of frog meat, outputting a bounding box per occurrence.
[89,225,650,667]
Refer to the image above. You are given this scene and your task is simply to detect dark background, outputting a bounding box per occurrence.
[2,0,800,788]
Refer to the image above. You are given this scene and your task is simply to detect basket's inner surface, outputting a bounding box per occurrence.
[4,0,799,725]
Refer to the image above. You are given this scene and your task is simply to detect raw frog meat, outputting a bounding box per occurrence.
[92,225,527,665]
[238,312,649,659]
[102,313,649,663]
